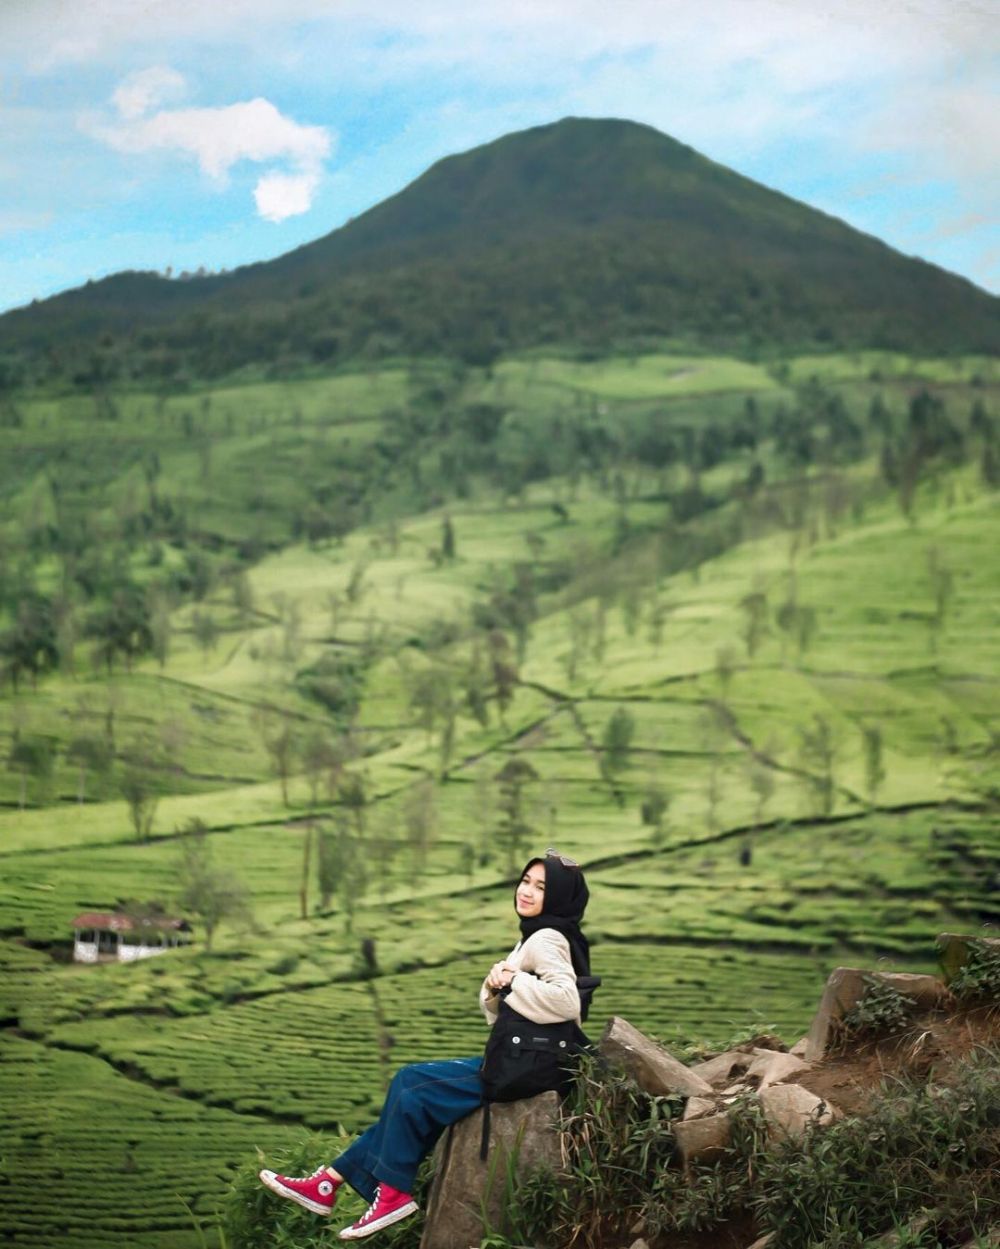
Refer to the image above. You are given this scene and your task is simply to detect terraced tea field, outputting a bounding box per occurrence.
[1,351,997,1246]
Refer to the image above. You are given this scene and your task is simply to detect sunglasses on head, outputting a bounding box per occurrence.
[545,847,579,868]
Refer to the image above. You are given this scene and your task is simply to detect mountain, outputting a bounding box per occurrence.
[2,117,997,380]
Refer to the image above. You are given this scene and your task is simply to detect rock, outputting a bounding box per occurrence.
[599,1016,713,1097]
[419,1092,561,1249]
[628,1240,650,1249]
[803,968,951,1061]
[689,1048,752,1086]
[745,1049,812,1090]
[746,1235,775,1249]
[745,1034,787,1053]
[789,1036,809,1057]
[937,932,1000,984]
[682,1096,717,1121]
[759,1083,838,1141]
[672,1112,732,1166]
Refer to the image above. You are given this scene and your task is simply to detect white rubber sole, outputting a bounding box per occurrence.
[338,1199,419,1240]
[258,1169,334,1217]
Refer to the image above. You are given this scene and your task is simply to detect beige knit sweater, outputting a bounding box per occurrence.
[478,927,581,1027]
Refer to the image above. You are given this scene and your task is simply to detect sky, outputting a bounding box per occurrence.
[1,0,998,315]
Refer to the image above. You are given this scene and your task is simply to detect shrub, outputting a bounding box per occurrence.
[949,939,1000,1004]
[517,1046,1000,1249]
[223,1136,435,1249]
[837,974,917,1043]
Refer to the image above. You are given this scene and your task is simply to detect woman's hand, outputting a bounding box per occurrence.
[486,960,517,991]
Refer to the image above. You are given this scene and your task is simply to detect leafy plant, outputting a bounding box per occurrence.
[949,938,1000,1004]
[837,974,917,1042]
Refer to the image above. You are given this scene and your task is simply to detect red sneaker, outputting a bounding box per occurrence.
[259,1166,341,1216]
[338,1183,418,1240]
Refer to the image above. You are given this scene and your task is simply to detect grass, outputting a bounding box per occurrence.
[0,348,997,1247]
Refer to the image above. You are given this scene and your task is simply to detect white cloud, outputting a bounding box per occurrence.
[82,76,333,220]
[254,168,321,222]
[0,208,54,237]
[112,66,187,120]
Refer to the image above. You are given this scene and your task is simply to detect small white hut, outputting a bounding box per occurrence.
[71,912,192,964]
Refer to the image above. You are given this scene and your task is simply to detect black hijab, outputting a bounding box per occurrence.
[515,852,591,981]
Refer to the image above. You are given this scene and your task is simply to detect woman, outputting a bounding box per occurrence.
[259,849,591,1241]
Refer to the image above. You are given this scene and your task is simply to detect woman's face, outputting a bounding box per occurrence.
[515,862,546,918]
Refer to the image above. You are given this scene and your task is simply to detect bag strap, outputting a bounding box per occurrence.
[479,1099,491,1161]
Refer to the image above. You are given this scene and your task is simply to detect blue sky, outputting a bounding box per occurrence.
[1,0,997,315]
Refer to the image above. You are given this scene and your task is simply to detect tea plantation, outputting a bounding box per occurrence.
[0,349,997,1246]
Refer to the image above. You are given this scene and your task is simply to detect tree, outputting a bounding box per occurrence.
[738,590,769,659]
[9,734,57,809]
[562,609,591,684]
[338,771,367,838]
[231,571,255,625]
[620,583,641,638]
[67,734,112,804]
[640,783,671,846]
[440,515,456,562]
[258,712,297,805]
[175,819,251,952]
[301,730,341,806]
[404,779,436,876]
[862,723,885,807]
[316,823,340,909]
[462,641,491,726]
[191,609,219,656]
[601,706,635,784]
[747,757,776,824]
[120,755,161,840]
[494,758,539,871]
[925,546,954,654]
[488,630,518,720]
[148,591,172,668]
[798,715,837,817]
[0,594,59,691]
[87,584,153,674]
[298,822,313,921]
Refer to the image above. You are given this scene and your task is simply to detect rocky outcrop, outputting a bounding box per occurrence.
[803,968,952,1061]
[599,1016,713,1097]
[673,1112,732,1166]
[759,1083,838,1140]
[937,932,1000,982]
[419,1092,561,1249]
[420,937,983,1243]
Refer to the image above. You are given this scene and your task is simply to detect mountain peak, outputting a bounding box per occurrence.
[2,116,996,374]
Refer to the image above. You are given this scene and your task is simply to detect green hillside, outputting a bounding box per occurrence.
[2,118,997,386]
[0,348,998,1247]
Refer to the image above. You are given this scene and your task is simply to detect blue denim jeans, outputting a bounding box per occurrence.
[333,1057,484,1201]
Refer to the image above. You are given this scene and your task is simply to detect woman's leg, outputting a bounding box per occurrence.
[334,1057,482,1201]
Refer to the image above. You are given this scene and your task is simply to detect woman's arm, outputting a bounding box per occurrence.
[479,950,520,1026]
[504,929,580,1024]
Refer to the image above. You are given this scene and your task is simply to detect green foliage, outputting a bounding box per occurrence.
[176,819,253,951]
[0,338,998,1248]
[223,1138,435,1249]
[222,1139,342,1249]
[528,1052,680,1248]
[949,938,1000,1004]
[747,1048,1000,1247]
[5,120,1000,386]
[601,705,635,778]
[525,1046,1000,1249]
[837,973,917,1042]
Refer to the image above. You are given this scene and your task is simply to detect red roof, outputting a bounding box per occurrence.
[72,912,187,932]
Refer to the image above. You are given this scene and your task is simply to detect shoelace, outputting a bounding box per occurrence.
[358,1186,382,1224]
